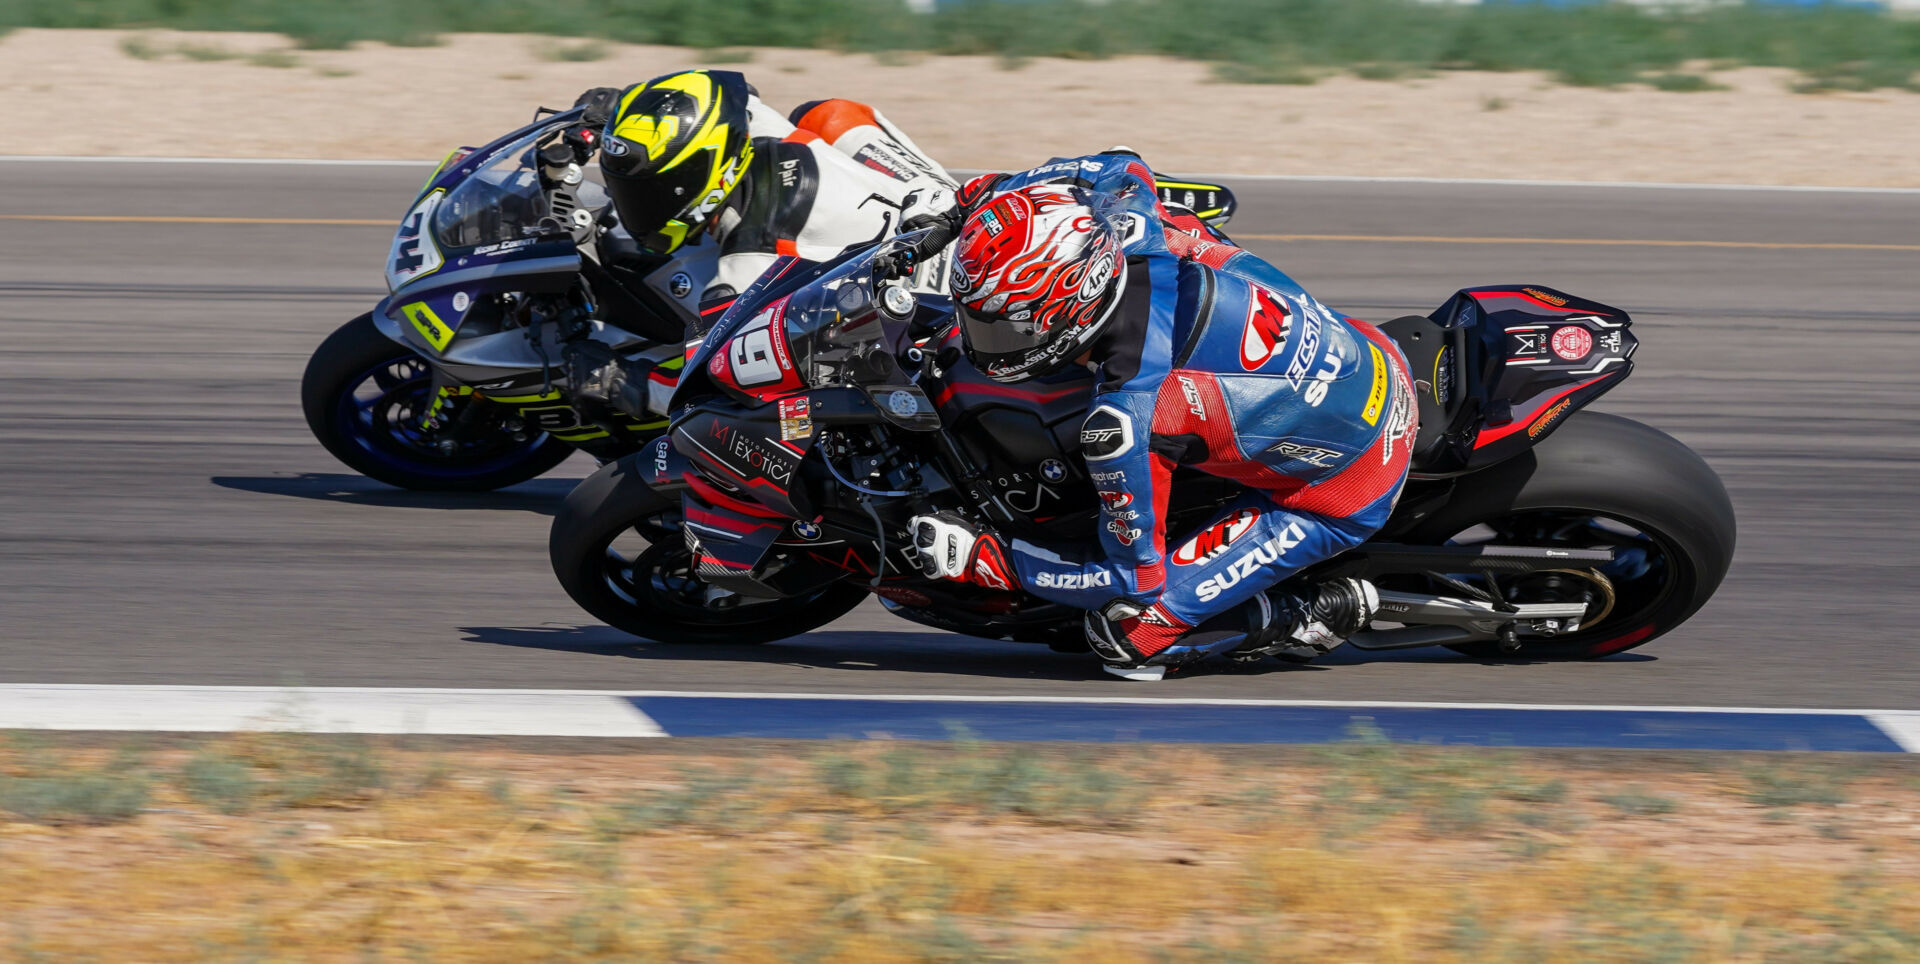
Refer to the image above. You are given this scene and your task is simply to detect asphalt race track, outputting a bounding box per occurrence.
[1,159,1915,711]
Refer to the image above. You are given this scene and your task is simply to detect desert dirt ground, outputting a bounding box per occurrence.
[6,737,1919,960]
[2,28,1918,185]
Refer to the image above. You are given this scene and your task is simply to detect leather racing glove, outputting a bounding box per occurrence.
[573,86,624,128]
[908,511,1015,590]
[564,340,649,420]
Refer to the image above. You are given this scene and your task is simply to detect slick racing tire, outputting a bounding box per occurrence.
[301,312,574,491]
[1400,412,1736,660]
[550,455,870,645]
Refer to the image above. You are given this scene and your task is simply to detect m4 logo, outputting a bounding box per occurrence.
[1240,287,1292,371]
[1171,508,1259,566]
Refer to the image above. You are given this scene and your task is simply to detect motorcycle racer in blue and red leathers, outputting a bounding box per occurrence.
[908,153,1418,680]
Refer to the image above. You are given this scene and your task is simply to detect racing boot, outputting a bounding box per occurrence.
[1084,600,1194,682]
[1248,577,1380,663]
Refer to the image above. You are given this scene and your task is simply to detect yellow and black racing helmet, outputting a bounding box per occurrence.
[599,69,754,254]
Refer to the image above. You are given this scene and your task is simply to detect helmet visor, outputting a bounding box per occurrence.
[957,303,1051,359]
[603,158,711,243]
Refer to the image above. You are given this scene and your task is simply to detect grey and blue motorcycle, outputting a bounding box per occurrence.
[301,106,708,490]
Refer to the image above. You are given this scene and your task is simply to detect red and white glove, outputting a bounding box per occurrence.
[909,511,1015,590]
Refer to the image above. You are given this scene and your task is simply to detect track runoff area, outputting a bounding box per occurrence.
[5,686,1917,753]
[3,159,1915,753]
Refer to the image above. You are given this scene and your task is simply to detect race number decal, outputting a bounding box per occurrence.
[709,299,803,398]
[387,190,445,290]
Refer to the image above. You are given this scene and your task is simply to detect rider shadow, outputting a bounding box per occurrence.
[210,473,580,516]
[1315,647,1657,667]
[457,623,1341,682]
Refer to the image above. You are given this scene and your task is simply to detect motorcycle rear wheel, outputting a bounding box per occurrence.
[550,455,870,645]
[1399,412,1735,659]
[301,312,575,491]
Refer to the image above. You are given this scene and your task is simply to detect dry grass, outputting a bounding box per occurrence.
[3,732,1918,961]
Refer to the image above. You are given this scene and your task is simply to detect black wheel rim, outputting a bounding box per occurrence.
[1437,509,1683,653]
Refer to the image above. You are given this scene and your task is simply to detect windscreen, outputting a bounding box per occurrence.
[431,128,554,249]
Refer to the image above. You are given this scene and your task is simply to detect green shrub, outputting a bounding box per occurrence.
[1596,786,1680,817]
[0,750,150,825]
[3,0,1915,93]
[178,749,260,814]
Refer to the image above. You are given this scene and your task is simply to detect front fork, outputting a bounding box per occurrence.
[418,371,527,452]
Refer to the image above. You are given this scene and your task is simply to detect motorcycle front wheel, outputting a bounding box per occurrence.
[549,455,871,644]
[301,312,575,491]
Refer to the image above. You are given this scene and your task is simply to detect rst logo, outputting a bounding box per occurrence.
[1171,508,1260,566]
[1177,374,1206,418]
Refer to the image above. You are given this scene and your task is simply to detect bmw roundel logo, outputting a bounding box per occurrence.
[669,272,694,298]
[1039,458,1067,483]
[792,520,822,541]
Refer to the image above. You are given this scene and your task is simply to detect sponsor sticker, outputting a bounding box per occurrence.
[1381,363,1416,465]
[791,520,823,541]
[1039,458,1067,483]
[1551,326,1594,361]
[1170,508,1260,567]
[1528,398,1573,438]
[887,390,921,417]
[1178,375,1206,419]
[1362,343,1388,426]
[1079,406,1134,461]
[1034,571,1113,590]
[778,396,813,441]
[669,272,694,298]
[1239,287,1292,371]
[1523,287,1569,307]
[1282,301,1328,390]
[1195,522,1306,602]
[1271,441,1343,468]
[1432,344,1453,406]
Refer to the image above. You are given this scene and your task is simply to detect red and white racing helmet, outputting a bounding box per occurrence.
[949,185,1126,383]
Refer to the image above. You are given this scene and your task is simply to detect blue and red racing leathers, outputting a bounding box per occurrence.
[980,155,1419,661]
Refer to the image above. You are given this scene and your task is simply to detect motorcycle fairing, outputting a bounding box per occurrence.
[671,398,818,520]
[922,328,1099,535]
[680,467,876,599]
[1386,284,1636,476]
[680,484,791,598]
[708,296,808,404]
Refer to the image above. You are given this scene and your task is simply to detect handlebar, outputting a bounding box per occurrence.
[880,210,961,280]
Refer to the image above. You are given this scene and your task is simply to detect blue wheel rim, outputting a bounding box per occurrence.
[334,354,552,480]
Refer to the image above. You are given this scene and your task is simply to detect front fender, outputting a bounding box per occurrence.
[370,296,409,345]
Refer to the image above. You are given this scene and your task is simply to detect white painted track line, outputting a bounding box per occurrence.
[3,685,1914,717]
[1868,713,1920,753]
[0,685,664,737]
[2,156,1918,194]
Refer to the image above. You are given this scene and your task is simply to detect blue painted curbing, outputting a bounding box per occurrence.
[631,697,1911,752]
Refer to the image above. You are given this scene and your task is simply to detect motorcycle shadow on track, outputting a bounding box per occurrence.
[210,474,581,516]
[456,624,1652,681]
